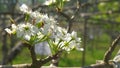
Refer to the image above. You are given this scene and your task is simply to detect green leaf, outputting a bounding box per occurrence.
[47,39,56,54]
[36,21,44,28]
[25,14,30,22]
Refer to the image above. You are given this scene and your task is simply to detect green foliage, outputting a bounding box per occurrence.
[90,0,120,33]
[48,0,69,11]
[115,15,120,22]
[98,1,119,12]
[56,0,64,10]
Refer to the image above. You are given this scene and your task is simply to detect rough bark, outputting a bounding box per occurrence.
[0,62,114,68]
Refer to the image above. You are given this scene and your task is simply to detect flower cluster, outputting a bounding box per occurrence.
[44,0,70,5]
[5,4,82,53]
[52,26,82,52]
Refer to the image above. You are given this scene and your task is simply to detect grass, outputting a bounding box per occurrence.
[12,48,32,64]
[0,33,120,67]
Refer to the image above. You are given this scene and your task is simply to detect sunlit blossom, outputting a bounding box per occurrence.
[5,28,13,34]
[20,4,32,14]
[44,0,56,5]
[5,24,17,34]
[43,0,70,5]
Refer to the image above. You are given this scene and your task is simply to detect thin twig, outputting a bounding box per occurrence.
[57,0,80,33]
[104,34,120,64]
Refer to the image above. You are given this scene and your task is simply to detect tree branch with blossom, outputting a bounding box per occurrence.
[5,4,82,68]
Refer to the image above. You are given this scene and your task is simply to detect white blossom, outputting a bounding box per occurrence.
[5,28,13,34]
[41,16,57,36]
[37,32,44,39]
[51,26,82,52]
[55,26,67,40]
[30,11,57,36]
[30,11,41,18]
[16,23,39,41]
[24,34,31,41]
[20,4,32,14]
[43,0,70,5]
[44,0,56,5]
[5,24,17,34]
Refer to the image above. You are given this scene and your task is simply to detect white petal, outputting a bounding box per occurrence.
[24,35,31,41]
[20,4,32,14]
[11,24,17,29]
[5,28,12,34]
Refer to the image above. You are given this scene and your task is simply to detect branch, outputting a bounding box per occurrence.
[0,64,31,68]
[0,62,114,68]
[23,43,37,64]
[104,34,120,64]
[38,50,62,66]
[82,62,114,68]
[23,42,63,67]
[57,0,80,33]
